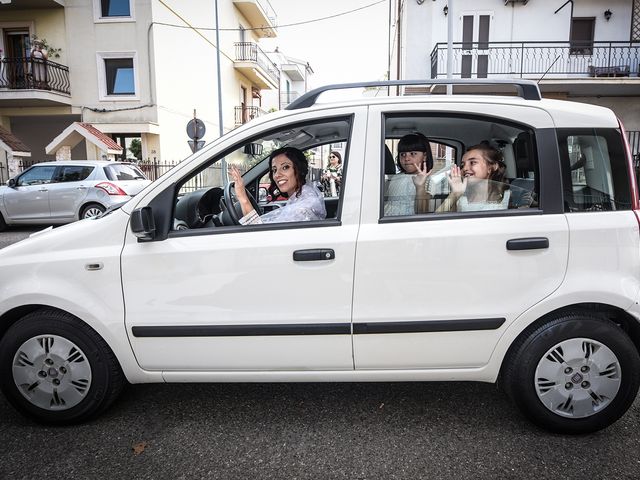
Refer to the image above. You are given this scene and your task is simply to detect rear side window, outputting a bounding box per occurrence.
[54,166,94,182]
[105,164,146,181]
[381,113,539,218]
[558,129,631,211]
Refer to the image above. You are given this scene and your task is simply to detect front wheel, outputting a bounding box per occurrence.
[503,314,640,434]
[80,203,106,219]
[0,309,125,424]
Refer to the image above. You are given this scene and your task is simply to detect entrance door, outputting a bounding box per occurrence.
[461,13,491,78]
[4,29,30,88]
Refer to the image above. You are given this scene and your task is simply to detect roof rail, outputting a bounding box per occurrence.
[285,79,542,110]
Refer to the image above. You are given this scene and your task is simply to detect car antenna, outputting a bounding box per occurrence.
[538,55,561,85]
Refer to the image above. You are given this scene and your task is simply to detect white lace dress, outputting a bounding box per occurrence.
[240,183,327,225]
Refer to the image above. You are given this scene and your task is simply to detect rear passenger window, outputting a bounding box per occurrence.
[54,166,94,182]
[558,129,631,211]
[382,113,539,218]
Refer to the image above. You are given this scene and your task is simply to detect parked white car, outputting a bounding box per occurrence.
[0,80,638,434]
[0,160,150,230]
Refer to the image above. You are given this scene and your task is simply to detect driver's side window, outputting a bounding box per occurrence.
[171,116,352,231]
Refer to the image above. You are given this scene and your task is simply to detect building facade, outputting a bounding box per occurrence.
[389,0,640,151]
[0,0,281,169]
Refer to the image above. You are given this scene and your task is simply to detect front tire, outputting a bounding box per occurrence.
[0,309,125,424]
[503,313,640,434]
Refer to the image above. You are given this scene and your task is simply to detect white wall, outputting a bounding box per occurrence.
[403,0,634,79]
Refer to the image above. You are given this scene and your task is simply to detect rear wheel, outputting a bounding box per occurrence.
[80,203,105,219]
[503,313,640,434]
[0,309,125,424]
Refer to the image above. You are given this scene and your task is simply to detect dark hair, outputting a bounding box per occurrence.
[268,146,308,198]
[329,151,342,164]
[396,133,434,173]
[465,142,508,202]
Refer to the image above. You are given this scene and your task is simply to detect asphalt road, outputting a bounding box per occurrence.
[1,227,640,479]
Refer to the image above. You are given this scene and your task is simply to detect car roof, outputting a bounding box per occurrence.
[251,79,619,130]
[29,161,136,167]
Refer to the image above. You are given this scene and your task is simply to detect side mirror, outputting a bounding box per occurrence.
[7,178,16,188]
[258,186,268,202]
[130,206,156,241]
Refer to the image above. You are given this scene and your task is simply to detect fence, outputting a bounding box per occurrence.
[0,57,70,94]
[430,41,640,78]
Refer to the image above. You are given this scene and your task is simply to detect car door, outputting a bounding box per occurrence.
[352,103,570,370]
[48,164,95,220]
[120,108,367,372]
[3,164,57,221]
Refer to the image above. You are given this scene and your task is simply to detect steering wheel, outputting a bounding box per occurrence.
[222,181,261,225]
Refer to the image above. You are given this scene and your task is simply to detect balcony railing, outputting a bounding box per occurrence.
[279,90,300,109]
[234,105,267,126]
[430,41,640,79]
[0,57,70,94]
[234,42,280,86]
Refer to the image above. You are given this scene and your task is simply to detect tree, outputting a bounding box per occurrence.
[129,139,142,161]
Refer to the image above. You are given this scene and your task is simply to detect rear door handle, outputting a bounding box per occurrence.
[293,249,335,261]
[506,237,549,251]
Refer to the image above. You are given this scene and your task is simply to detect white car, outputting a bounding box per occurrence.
[0,80,638,434]
[0,160,150,230]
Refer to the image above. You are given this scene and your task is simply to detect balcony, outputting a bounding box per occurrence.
[234,105,267,126]
[0,57,71,107]
[279,90,300,109]
[233,0,277,38]
[234,42,280,89]
[281,63,305,81]
[430,41,640,96]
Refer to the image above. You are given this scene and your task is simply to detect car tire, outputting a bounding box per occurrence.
[0,211,6,232]
[0,309,125,424]
[80,203,106,219]
[503,313,640,434]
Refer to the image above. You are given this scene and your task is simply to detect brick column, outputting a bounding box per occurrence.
[56,145,71,161]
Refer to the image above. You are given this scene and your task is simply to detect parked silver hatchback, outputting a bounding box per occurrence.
[0,160,150,230]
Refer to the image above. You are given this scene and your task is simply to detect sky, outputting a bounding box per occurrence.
[261,0,390,89]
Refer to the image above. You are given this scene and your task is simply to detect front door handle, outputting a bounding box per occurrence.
[506,237,549,251]
[293,249,335,261]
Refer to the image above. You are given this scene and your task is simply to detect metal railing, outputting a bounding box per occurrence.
[0,57,70,94]
[256,0,277,27]
[280,90,300,109]
[430,41,640,79]
[234,42,280,86]
[234,105,267,126]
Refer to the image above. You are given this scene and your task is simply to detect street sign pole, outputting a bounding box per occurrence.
[214,0,227,183]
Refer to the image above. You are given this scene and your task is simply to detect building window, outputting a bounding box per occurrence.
[105,58,134,95]
[101,0,130,17]
[93,0,134,22]
[97,52,138,100]
[570,18,595,55]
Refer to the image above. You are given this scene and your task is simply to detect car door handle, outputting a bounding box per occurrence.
[506,237,549,251]
[76,186,87,190]
[293,249,335,261]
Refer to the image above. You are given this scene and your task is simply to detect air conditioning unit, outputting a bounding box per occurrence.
[505,0,529,4]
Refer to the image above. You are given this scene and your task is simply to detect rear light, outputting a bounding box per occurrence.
[95,182,127,196]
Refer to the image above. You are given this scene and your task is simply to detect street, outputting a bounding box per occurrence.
[1,227,640,479]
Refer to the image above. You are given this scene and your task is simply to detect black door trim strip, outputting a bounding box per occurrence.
[132,323,352,337]
[132,318,505,338]
[352,318,505,334]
